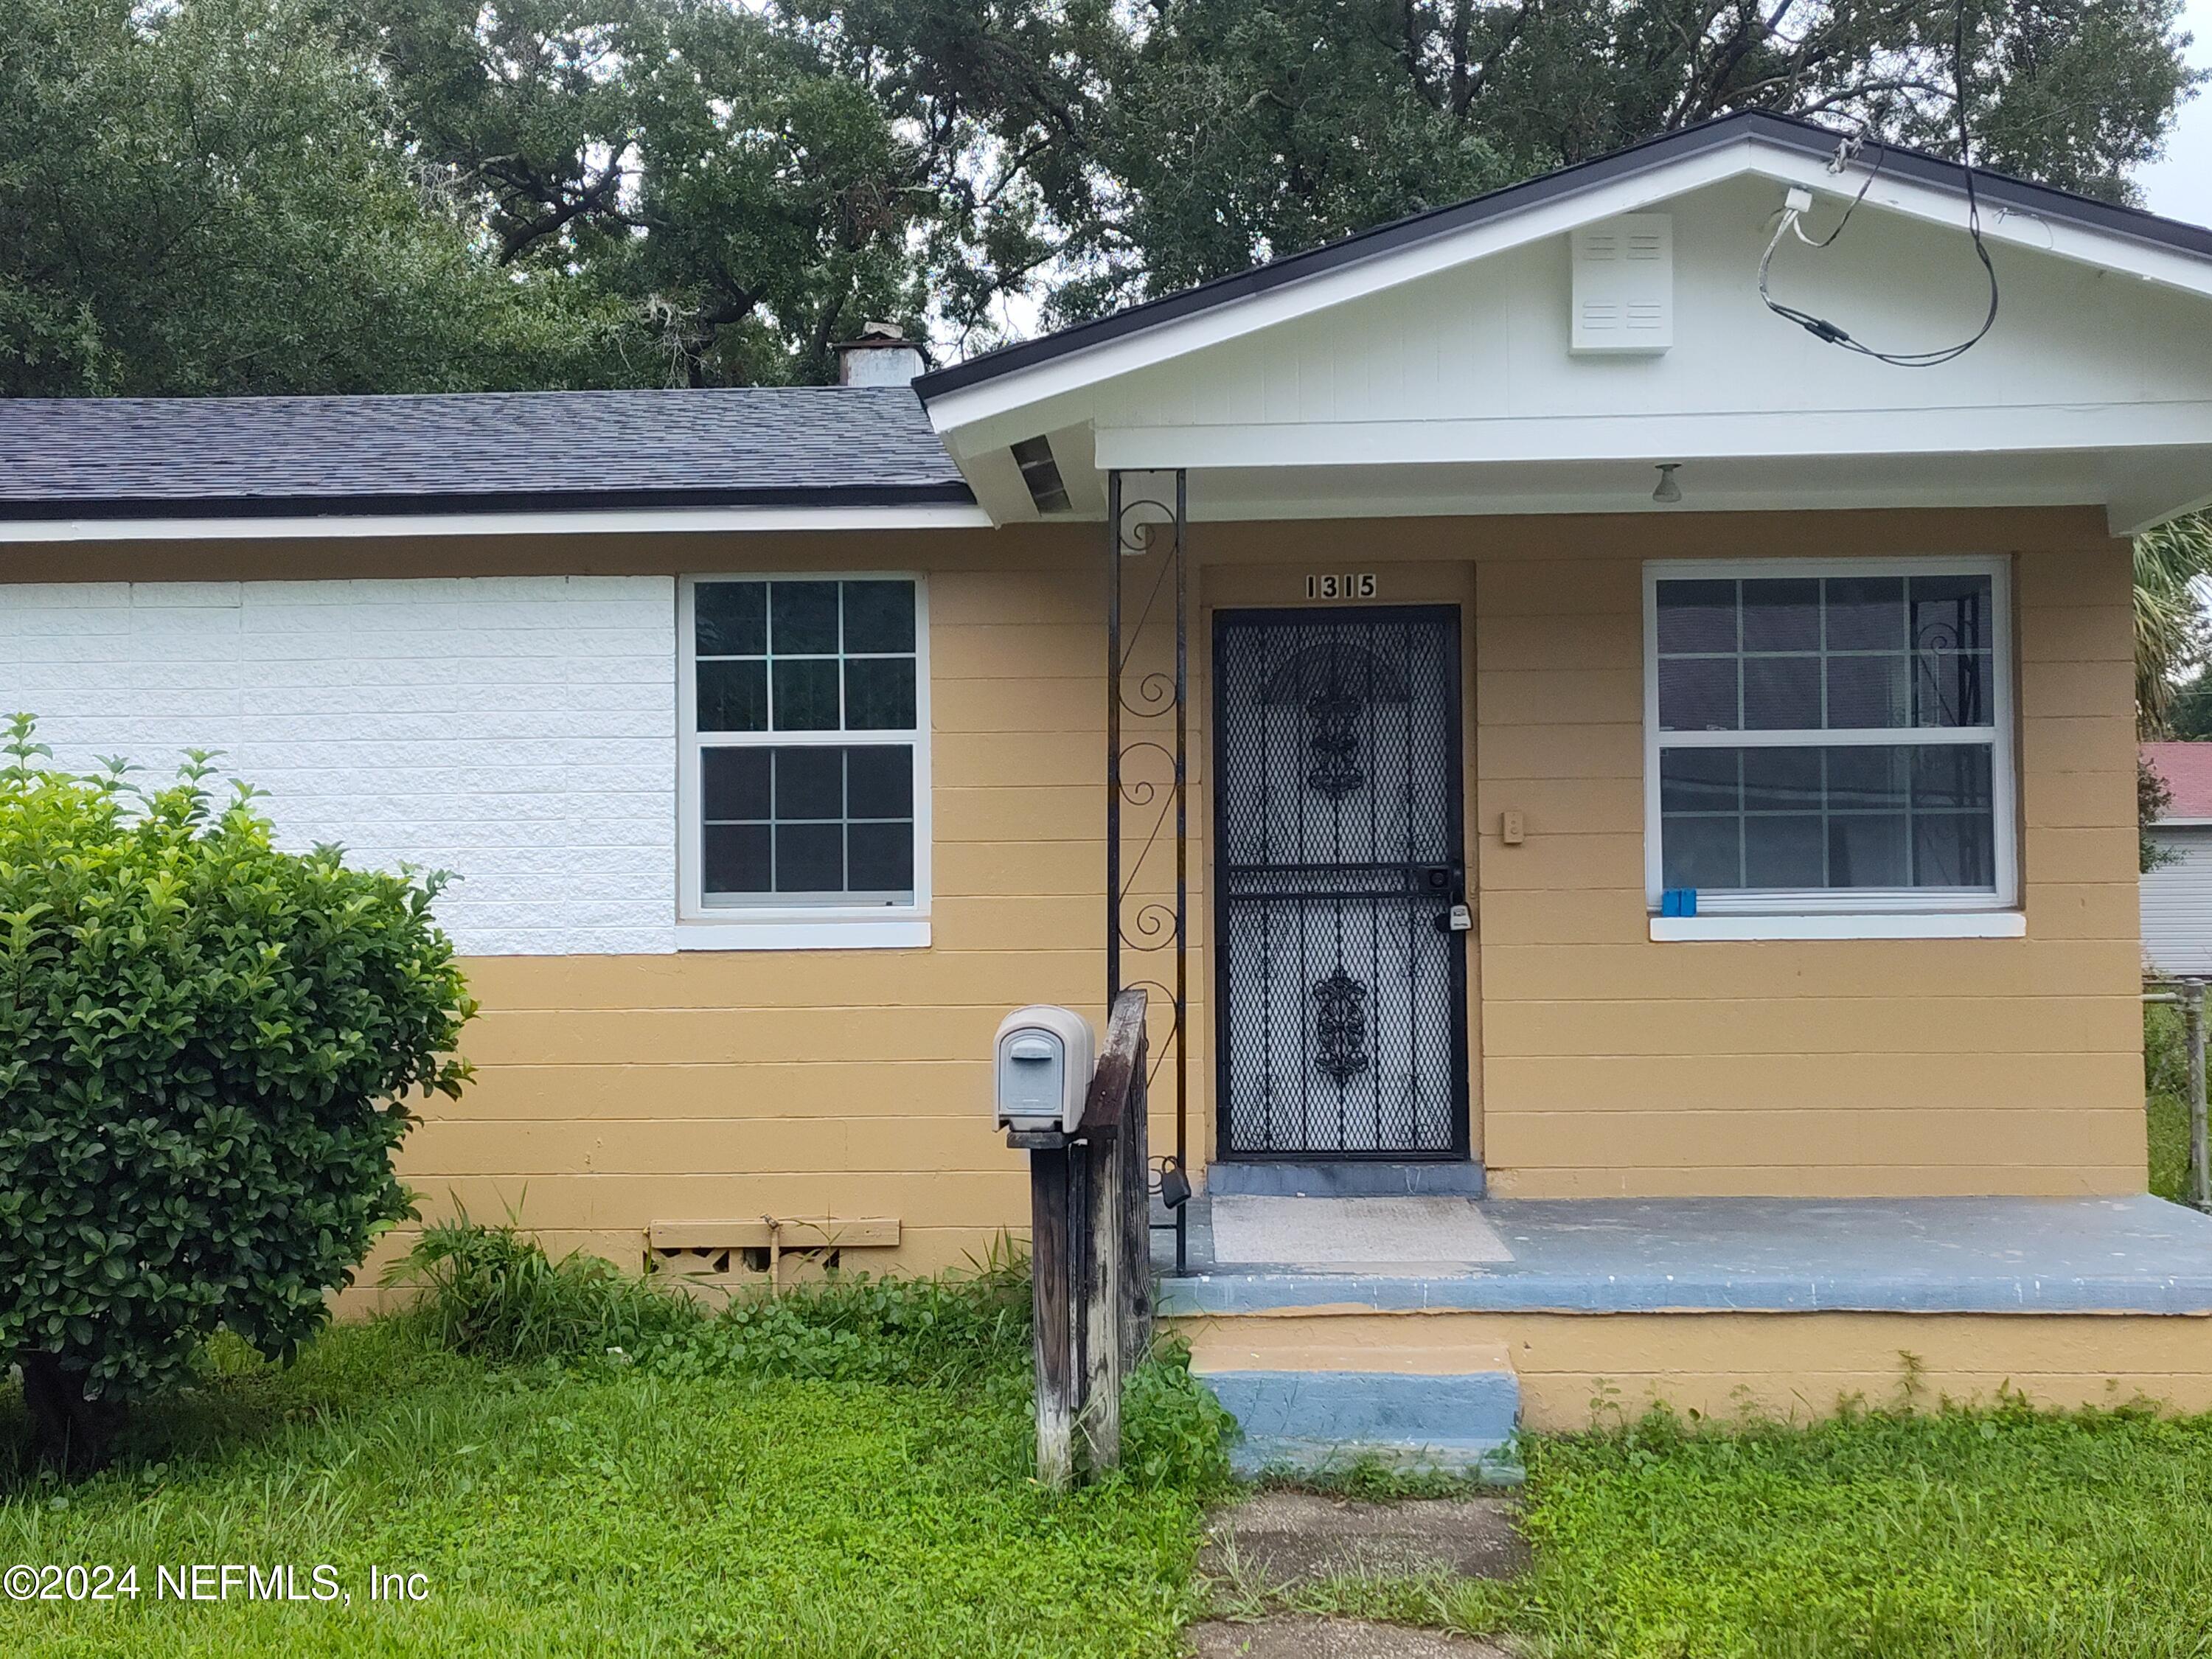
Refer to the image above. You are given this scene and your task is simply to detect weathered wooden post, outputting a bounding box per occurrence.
[1110,1002,1153,1377]
[2189,981,2209,1212]
[1077,988,1150,1474]
[1028,1146,1076,1489]
[1004,987,1150,1489]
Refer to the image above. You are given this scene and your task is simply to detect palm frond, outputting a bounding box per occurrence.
[2135,513,2212,736]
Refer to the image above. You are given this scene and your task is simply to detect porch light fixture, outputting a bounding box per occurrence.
[1652,463,1683,504]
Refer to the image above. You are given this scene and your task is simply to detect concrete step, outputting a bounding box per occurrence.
[1206,1161,1487,1199]
[1196,1340,1523,1484]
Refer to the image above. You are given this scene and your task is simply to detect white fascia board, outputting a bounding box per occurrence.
[1093,403,2212,472]
[922,139,1763,442]
[0,501,995,544]
[1748,153,2212,302]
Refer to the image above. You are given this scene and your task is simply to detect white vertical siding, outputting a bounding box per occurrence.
[2142,826,2212,977]
[0,577,678,956]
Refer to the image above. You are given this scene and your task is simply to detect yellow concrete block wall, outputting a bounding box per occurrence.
[10,504,2146,1288]
[1467,509,2142,1197]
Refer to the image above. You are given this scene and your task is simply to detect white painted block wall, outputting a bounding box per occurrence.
[0,577,677,956]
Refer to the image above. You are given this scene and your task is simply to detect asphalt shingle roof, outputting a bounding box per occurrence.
[0,386,970,519]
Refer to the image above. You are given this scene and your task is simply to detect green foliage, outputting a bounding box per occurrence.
[1120,1337,1237,1498]
[0,715,474,1413]
[0,0,635,395]
[0,1318,1211,1656]
[1243,1401,2212,1658]
[392,1216,1032,1385]
[2140,752,2178,873]
[642,1257,1033,1389]
[1032,0,2204,318]
[386,1212,697,1368]
[4,0,2200,388]
[389,1217,1233,1493]
[2168,669,2212,740]
[2135,512,2212,735]
[364,0,949,386]
[2146,1001,2191,1202]
[1501,1400,2212,1658]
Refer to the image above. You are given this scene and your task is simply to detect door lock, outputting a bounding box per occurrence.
[1433,902,1474,934]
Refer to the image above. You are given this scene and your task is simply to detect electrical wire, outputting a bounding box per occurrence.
[1756,6,1999,367]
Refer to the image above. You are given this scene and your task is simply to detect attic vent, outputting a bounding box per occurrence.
[1010,436,1071,514]
[1571,214,1672,355]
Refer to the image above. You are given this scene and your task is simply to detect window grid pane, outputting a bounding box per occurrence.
[1660,742,1995,893]
[1653,567,2003,903]
[692,578,920,911]
[700,745,916,903]
[1655,574,1994,736]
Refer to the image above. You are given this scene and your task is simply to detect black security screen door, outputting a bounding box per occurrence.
[1213,606,1470,1160]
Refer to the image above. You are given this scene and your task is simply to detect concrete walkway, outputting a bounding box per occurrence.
[1189,1489,1526,1658]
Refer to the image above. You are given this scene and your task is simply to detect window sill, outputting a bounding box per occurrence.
[1649,912,2025,942]
[677,917,931,952]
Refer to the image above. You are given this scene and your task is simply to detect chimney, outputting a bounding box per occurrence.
[835,321,928,386]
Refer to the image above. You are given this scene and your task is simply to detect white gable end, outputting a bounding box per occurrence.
[927,126,2212,532]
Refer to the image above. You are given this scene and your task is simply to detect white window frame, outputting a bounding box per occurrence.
[676,572,931,950]
[1642,555,2018,941]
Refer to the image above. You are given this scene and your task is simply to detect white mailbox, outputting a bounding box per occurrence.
[994,1005,1096,1133]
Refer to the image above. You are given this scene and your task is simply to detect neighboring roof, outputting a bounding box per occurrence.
[915,108,2212,402]
[0,387,972,520]
[2146,742,2212,822]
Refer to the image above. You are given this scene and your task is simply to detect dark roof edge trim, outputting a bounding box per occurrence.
[0,481,980,524]
[917,110,2212,402]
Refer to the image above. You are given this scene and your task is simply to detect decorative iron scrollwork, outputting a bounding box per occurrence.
[1304,694,1366,798]
[1312,969,1371,1085]
[1107,470,1189,1271]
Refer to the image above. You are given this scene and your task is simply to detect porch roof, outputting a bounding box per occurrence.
[1158,1194,2212,1318]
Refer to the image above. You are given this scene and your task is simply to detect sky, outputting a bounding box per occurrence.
[2135,0,2212,225]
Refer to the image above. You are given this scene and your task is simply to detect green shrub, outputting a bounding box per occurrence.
[644,1242,1032,1388]
[389,1217,1032,1387]
[389,1218,1233,1492]
[388,1212,697,1366]
[0,716,473,1470]
[1120,1338,1236,1496]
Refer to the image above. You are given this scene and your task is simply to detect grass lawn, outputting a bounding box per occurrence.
[1,1320,1207,1658]
[21,1333,2212,1658]
[1261,1404,2212,1658]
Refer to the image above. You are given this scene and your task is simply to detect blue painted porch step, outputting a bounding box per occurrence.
[1200,1368,1523,1484]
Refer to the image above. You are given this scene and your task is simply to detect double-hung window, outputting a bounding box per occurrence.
[678,574,928,949]
[1644,557,2017,939]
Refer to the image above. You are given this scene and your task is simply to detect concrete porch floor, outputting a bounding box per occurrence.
[1156,1194,2212,1316]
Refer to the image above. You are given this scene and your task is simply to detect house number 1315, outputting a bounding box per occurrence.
[1306,573,1378,599]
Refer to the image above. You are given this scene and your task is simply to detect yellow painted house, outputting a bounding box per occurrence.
[8,114,2212,1460]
